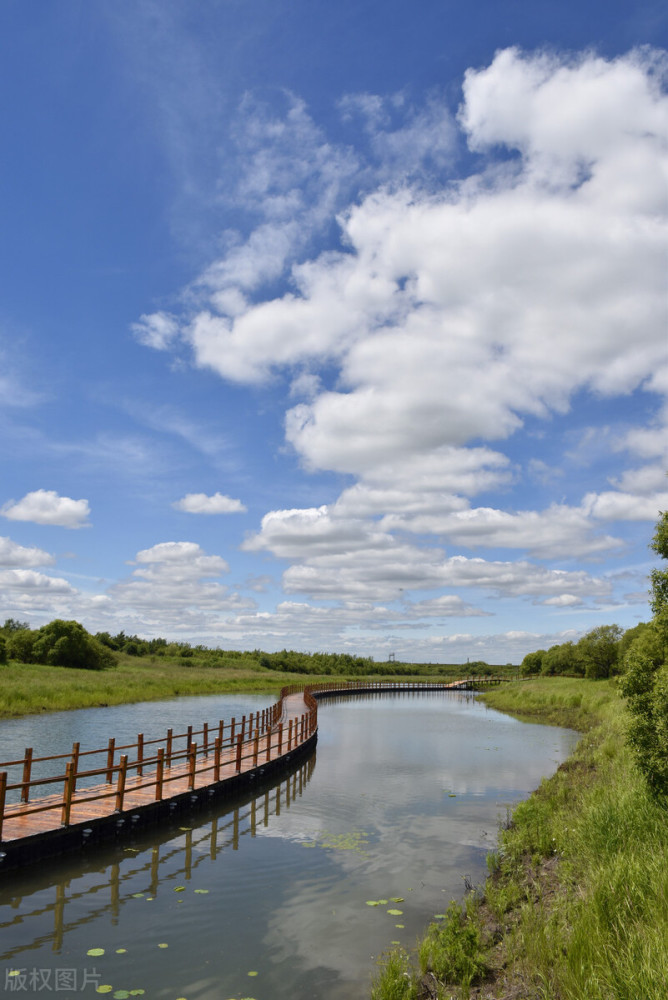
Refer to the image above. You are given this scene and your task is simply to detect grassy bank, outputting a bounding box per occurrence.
[371,677,668,1000]
[0,656,508,719]
[0,656,309,718]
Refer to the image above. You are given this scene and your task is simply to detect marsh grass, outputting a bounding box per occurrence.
[371,677,668,1000]
[0,657,318,718]
[0,657,490,719]
[371,950,418,1000]
[418,900,487,993]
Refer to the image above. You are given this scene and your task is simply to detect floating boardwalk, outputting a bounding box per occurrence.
[0,677,505,871]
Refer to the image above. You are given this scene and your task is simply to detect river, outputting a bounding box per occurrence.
[0,690,578,1000]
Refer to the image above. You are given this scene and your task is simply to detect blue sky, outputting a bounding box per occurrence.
[1,0,667,663]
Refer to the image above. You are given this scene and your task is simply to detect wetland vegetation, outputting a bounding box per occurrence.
[371,511,668,999]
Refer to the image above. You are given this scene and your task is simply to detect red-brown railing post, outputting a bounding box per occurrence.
[253,730,259,767]
[230,717,236,741]
[235,734,243,772]
[0,771,7,841]
[21,748,33,803]
[61,762,76,827]
[71,741,80,777]
[203,722,209,756]
[278,722,283,755]
[265,730,271,763]
[106,738,115,783]
[188,743,197,790]
[137,734,144,777]
[288,719,293,750]
[166,729,173,768]
[155,748,165,801]
[115,755,128,812]
[214,737,222,782]
[241,715,246,740]
[217,719,224,745]
[187,725,193,752]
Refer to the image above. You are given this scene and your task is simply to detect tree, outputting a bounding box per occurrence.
[541,641,581,676]
[2,618,30,633]
[0,635,6,664]
[32,620,115,671]
[576,624,623,679]
[520,649,545,676]
[6,628,37,663]
[620,511,668,794]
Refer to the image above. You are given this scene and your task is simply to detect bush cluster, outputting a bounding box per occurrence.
[0,618,115,670]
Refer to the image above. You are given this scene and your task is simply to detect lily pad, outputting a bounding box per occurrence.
[365,900,380,906]
[247,971,258,976]
[131,893,144,898]
[129,992,145,996]
[158,943,169,949]
[173,886,186,892]
[96,988,113,995]
[87,948,105,957]
[390,897,404,903]
[113,991,130,999]
[194,888,209,894]
[387,909,403,915]
[395,923,405,928]
[115,948,127,954]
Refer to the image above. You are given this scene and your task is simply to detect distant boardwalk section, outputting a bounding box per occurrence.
[0,676,506,871]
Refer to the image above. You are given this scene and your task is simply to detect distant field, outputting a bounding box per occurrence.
[0,655,515,719]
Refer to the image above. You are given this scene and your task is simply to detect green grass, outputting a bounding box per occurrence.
[0,656,308,718]
[0,656,504,719]
[370,677,668,999]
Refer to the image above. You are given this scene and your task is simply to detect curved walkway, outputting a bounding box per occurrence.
[0,677,504,870]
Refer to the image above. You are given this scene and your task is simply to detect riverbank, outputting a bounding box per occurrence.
[372,677,668,1000]
[0,656,510,718]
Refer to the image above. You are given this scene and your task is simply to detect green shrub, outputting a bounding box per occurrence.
[418,900,486,989]
[370,949,418,1000]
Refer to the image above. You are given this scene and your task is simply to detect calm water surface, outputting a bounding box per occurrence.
[0,691,578,1000]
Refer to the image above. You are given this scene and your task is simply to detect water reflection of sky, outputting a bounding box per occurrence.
[0,692,578,1000]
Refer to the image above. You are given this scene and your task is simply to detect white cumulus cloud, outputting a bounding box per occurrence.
[173,492,247,514]
[1,490,91,529]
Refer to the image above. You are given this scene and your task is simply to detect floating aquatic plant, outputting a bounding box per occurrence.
[387,909,403,915]
[87,948,105,957]
[173,886,186,892]
[304,829,369,853]
[158,943,169,949]
[96,987,112,994]
[194,888,209,894]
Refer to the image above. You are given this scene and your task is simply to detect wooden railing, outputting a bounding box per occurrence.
[0,676,507,843]
[0,685,318,842]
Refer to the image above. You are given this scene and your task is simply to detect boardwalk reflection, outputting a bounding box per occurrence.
[0,753,315,961]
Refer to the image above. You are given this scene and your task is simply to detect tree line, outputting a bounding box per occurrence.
[0,619,494,677]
